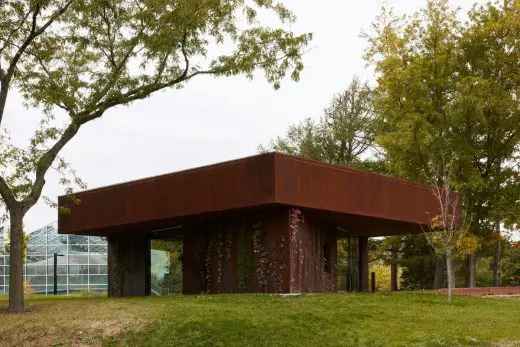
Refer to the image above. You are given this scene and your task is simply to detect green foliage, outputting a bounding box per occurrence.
[364,0,520,236]
[0,0,311,310]
[0,0,311,210]
[369,261,401,291]
[501,241,520,286]
[151,239,183,295]
[399,235,437,290]
[260,77,384,171]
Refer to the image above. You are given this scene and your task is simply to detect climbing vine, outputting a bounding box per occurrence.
[216,227,224,293]
[112,241,125,297]
[272,227,285,293]
[237,221,254,292]
[252,217,268,291]
[289,208,305,291]
[205,235,215,293]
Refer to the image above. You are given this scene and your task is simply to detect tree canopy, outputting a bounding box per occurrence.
[0,0,311,312]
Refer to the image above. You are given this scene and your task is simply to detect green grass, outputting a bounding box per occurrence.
[1,292,520,346]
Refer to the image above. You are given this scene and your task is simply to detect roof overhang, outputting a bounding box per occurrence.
[58,153,456,236]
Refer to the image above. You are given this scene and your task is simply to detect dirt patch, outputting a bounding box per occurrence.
[434,287,520,296]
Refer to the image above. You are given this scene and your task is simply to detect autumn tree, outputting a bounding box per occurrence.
[0,0,311,312]
[364,0,520,288]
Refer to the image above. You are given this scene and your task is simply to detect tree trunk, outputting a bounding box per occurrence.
[466,254,476,288]
[446,249,453,304]
[433,258,445,289]
[8,211,25,312]
[493,223,501,287]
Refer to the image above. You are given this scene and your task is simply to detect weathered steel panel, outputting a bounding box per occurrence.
[58,152,456,237]
[107,234,150,297]
[59,154,276,235]
[288,209,336,293]
[182,207,291,294]
[274,154,443,226]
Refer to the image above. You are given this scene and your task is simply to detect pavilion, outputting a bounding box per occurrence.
[57,153,450,296]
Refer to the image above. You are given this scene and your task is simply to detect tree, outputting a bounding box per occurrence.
[260,76,382,170]
[423,159,470,304]
[364,0,520,288]
[450,0,520,287]
[0,0,311,312]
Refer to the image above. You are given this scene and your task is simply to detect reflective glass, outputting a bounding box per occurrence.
[89,254,106,265]
[69,245,88,254]
[89,244,107,253]
[1,221,107,295]
[68,235,88,245]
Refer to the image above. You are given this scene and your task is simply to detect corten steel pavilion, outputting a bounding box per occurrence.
[58,153,447,296]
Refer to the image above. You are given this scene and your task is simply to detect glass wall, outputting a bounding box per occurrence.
[337,237,360,292]
[150,239,182,295]
[0,222,108,295]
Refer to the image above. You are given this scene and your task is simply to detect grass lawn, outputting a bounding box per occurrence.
[1,292,520,346]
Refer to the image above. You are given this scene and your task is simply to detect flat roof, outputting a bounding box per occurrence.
[58,152,445,236]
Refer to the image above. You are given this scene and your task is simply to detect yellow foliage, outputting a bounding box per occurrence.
[23,281,34,295]
[369,262,402,291]
[455,234,480,256]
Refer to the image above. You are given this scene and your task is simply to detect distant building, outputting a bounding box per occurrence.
[0,222,108,295]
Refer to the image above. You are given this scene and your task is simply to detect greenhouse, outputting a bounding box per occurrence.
[0,222,108,295]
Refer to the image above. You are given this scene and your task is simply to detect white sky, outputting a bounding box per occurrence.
[6,0,518,241]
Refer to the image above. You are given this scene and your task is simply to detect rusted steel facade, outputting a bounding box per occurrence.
[58,153,455,296]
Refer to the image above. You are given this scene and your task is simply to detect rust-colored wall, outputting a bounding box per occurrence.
[182,207,290,294]
[107,234,150,297]
[58,152,456,237]
[274,154,443,226]
[288,210,336,293]
[183,207,337,294]
[59,154,276,235]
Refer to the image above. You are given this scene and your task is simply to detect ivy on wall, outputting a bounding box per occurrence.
[289,208,305,291]
[252,217,268,291]
[237,221,254,292]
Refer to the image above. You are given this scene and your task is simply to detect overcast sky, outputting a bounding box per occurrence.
[8,0,518,240]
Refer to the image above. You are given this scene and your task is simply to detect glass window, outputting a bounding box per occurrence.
[26,275,47,286]
[89,275,108,285]
[68,275,89,285]
[89,244,107,253]
[27,245,46,255]
[89,254,106,265]
[68,235,88,245]
[89,236,107,245]
[26,265,47,276]
[68,265,88,275]
[47,265,68,275]
[68,284,88,291]
[47,244,67,254]
[26,255,46,264]
[68,254,88,264]
[69,245,88,254]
